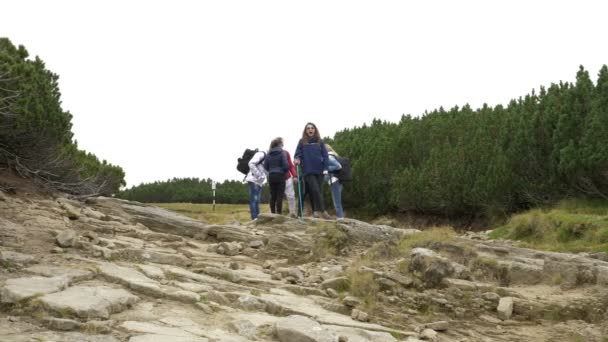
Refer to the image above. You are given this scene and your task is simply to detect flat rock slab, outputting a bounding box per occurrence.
[122,321,209,342]
[25,265,95,283]
[275,315,336,342]
[262,290,414,336]
[40,285,139,319]
[98,262,164,297]
[129,335,208,342]
[1,276,68,303]
[0,250,36,266]
[324,324,398,342]
[0,332,120,342]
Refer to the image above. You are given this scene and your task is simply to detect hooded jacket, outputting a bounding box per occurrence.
[294,137,329,176]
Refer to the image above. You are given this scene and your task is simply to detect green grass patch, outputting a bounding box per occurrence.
[397,226,457,252]
[152,203,251,224]
[311,222,349,258]
[489,198,608,253]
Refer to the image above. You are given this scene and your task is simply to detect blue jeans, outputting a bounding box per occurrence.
[248,182,262,219]
[330,180,344,218]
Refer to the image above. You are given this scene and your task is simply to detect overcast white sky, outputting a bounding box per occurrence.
[3,0,607,188]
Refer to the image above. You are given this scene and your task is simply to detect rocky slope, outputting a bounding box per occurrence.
[0,180,607,341]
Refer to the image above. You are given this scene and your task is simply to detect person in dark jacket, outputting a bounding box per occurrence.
[264,137,289,215]
[294,122,331,219]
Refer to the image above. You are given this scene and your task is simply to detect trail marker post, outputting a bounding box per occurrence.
[212,181,216,211]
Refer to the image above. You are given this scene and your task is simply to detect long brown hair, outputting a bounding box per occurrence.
[300,122,321,144]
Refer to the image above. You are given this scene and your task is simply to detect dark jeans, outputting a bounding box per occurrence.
[305,174,325,212]
[269,173,286,214]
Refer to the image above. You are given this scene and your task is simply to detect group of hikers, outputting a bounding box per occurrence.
[240,122,347,221]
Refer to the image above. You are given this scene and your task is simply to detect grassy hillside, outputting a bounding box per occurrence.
[489,198,608,253]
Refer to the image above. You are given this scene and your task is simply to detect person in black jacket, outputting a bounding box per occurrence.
[264,137,289,214]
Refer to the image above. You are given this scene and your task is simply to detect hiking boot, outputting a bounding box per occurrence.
[289,213,297,219]
[322,211,332,220]
[313,211,321,218]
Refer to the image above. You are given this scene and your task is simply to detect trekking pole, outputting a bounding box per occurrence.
[296,165,304,220]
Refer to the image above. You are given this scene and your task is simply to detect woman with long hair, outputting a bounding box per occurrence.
[294,122,331,219]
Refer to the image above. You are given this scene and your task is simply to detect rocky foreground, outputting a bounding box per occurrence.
[0,189,607,341]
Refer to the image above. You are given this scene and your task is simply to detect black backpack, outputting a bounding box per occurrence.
[237,148,265,175]
[335,156,352,182]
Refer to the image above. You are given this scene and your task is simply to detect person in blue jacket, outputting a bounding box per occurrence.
[294,122,331,219]
[264,137,289,215]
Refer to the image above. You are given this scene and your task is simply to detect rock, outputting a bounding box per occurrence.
[497,297,514,320]
[97,263,164,297]
[508,261,544,285]
[171,281,212,293]
[85,320,114,334]
[40,285,139,319]
[279,285,328,297]
[205,290,230,306]
[0,250,37,266]
[420,328,438,340]
[120,202,209,238]
[52,247,65,254]
[168,290,200,303]
[59,201,81,220]
[424,321,449,331]
[275,315,335,342]
[263,259,289,269]
[479,314,502,324]
[128,334,208,342]
[82,207,107,220]
[320,265,344,280]
[265,234,313,259]
[196,266,242,283]
[442,278,477,291]
[326,288,339,298]
[1,276,69,303]
[320,277,350,291]
[25,265,95,283]
[136,264,166,280]
[275,267,305,281]
[411,248,438,257]
[342,296,362,308]
[218,242,242,256]
[409,255,454,288]
[249,240,264,248]
[228,319,257,339]
[45,317,82,331]
[56,229,77,247]
[481,292,500,302]
[120,321,207,341]
[82,231,100,245]
[351,309,370,322]
[195,302,214,314]
[325,325,399,342]
[238,295,267,311]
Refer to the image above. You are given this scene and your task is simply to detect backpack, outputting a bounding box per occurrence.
[334,156,352,182]
[237,148,265,175]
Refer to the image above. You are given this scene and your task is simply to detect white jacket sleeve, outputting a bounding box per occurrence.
[246,151,267,184]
